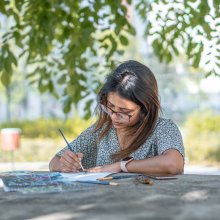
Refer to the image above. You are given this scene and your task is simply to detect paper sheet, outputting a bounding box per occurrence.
[0,171,114,193]
[60,172,112,181]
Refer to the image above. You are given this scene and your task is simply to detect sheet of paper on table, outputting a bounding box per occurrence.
[0,171,113,193]
[60,172,113,181]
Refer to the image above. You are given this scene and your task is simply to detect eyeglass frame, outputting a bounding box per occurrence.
[100,104,141,123]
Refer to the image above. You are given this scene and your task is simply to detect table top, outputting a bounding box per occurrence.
[0,174,220,220]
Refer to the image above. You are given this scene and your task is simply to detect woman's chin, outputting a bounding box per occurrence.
[112,122,124,129]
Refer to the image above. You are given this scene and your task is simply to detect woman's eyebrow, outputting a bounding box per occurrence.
[107,101,133,111]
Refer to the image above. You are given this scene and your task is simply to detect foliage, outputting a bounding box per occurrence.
[0,117,95,139]
[0,0,219,117]
[145,0,220,77]
[183,109,220,163]
[0,0,136,117]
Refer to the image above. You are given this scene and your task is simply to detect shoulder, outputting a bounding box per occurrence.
[152,117,183,139]
[153,117,184,156]
[154,117,180,132]
[153,117,183,144]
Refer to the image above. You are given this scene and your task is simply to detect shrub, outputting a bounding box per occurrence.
[0,117,95,139]
[183,109,220,164]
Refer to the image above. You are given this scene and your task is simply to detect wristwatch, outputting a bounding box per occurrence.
[120,156,134,172]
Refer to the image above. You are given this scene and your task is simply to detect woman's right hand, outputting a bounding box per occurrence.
[59,150,84,172]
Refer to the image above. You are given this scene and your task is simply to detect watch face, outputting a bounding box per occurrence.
[122,156,133,161]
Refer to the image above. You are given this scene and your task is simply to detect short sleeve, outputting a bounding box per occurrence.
[155,119,185,157]
[56,124,99,168]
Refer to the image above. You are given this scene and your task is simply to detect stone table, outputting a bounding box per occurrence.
[0,174,220,220]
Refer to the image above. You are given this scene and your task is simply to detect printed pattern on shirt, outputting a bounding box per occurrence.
[56,117,185,168]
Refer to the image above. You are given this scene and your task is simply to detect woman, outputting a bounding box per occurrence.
[49,60,184,175]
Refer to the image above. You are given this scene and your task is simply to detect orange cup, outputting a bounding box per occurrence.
[0,128,21,151]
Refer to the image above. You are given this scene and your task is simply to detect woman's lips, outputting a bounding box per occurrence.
[112,121,122,126]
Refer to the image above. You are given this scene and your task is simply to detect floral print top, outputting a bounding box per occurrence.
[56,117,184,168]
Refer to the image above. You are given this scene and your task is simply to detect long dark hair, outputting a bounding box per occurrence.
[95,60,161,160]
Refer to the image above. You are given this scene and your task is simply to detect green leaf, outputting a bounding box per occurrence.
[166,52,172,63]
[1,71,11,86]
[0,1,7,14]
[4,58,12,74]
[26,71,37,79]
[63,97,72,114]
[9,52,17,66]
[38,80,48,93]
[2,32,11,40]
[126,23,136,35]
[171,44,179,56]
[48,80,54,92]
[205,71,212,77]
[119,35,129,46]
[215,62,220,71]
[58,74,66,84]
[84,99,93,119]
[152,40,160,56]
[192,53,201,68]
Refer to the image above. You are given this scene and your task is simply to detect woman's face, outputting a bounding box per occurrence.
[105,92,141,129]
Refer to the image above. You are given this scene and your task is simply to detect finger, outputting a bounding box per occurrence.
[76,152,84,160]
[63,151,79,164]
[87,166,102,172]
[61,168,79,173]
[60,157,75,170]
[61,154,75,165]
[60,153,75,166]
[72,161,81,169]
[60,160,79,172]
[61,168,71,173]
[60,155,81,170]
[61,150,83,171]
[66,150,81,162]
[60,156,82,171]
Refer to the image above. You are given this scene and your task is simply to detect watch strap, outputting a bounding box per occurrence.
[120,158,133,172]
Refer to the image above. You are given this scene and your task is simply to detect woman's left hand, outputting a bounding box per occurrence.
[87,162,121,173]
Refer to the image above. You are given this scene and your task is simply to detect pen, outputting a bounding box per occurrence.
[76,180,118,186]
[97,174,141,180]
[58,128,85,172]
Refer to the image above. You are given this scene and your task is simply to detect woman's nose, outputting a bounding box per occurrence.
[110,112,118,120]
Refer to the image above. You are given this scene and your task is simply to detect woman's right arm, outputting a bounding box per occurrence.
[49,155,61,171]
[49,124,99,172]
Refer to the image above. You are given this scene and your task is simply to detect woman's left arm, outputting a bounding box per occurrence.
[126,148,184,175]
[88,119,185,174]
[87,149,183,174]
[129,118,184,175]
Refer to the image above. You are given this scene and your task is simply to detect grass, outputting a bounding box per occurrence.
[1,136,220,168]
[0,138,64,162]
[0,117,95,163]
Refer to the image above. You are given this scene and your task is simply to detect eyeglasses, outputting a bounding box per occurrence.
[100,104,140,123]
